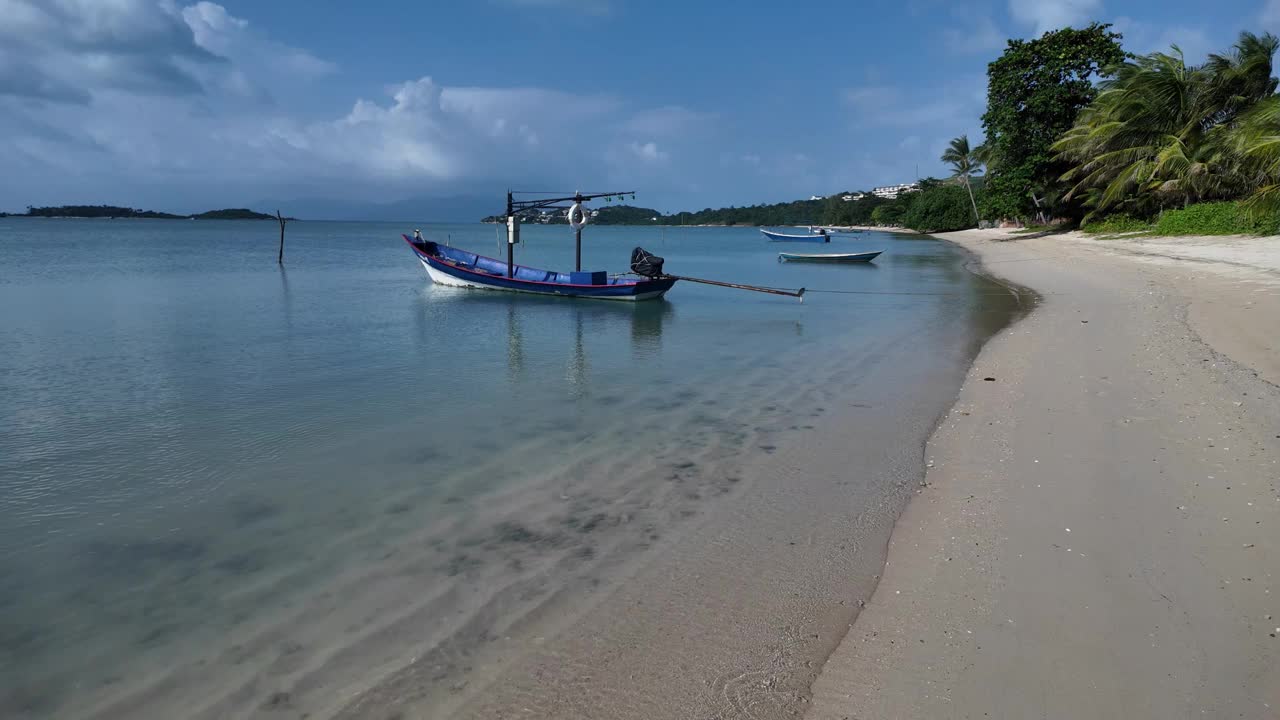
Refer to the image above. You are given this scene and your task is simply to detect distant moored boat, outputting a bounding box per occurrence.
[761,228,830,243]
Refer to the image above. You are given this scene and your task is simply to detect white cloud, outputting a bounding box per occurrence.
[1008,0,1102,36]
[0,1,334,106]
[182,1,336,79]
[0,0,219,101]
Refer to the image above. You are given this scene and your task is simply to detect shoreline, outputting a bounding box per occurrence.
[806,229,1279,718]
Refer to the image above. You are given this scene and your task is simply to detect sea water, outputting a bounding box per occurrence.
[0,219,1018,717]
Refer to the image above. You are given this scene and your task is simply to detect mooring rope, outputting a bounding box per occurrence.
[802,288,1025,296]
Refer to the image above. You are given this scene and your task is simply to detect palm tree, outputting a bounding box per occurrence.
[1054,32,1279,218]
[941,134,982,222]
[971,142,995,172]
[1229,95,1280,216]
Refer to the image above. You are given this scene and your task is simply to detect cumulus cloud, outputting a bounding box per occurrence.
[182,1,336,79]
[0,0,220,102]
[0,0,340,107]
[1008,0,1102,36]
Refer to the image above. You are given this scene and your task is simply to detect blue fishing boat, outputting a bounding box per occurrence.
[403,190,805,302]
[761,228,830,243]
[404,235,678,301]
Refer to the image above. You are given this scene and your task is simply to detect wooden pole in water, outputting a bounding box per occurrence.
[276,210,287,265]
[575,227,582,272]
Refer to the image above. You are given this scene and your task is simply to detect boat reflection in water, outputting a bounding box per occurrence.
[416,287,672,390]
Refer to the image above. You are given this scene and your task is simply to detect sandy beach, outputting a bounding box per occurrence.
[807,229,1279,719]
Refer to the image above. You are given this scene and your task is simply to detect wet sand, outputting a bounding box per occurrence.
[337,317,1008,720]
[807,230,1279,719]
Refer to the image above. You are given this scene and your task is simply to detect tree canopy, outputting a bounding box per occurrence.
[981,23,1127,221]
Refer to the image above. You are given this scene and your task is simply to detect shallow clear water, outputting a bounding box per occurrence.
[0,219,1015,717]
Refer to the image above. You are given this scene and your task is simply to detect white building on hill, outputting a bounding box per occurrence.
[872,183,920,200]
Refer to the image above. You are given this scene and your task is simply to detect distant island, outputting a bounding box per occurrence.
[6,205,294,220]
[190,208,288,220]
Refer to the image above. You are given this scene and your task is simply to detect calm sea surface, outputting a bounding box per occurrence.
[0,219,1018,718]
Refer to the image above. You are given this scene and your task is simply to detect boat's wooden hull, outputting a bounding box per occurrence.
[405,235,677,301]
[778,251,882,263]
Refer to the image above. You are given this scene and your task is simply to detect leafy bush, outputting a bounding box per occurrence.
[1153,201,1279,236]
[1082,213,1151,234]
[900,184,978,233]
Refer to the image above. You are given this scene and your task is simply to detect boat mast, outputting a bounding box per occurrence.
[506,190,516,278]
[502,189,635,278]
[575,205,582,272]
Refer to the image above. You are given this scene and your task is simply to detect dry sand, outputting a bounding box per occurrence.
[806,230,1280,719]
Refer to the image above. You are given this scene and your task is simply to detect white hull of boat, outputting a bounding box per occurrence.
[419,259,667,301]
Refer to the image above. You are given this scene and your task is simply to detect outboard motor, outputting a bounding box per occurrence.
[630,247,666,278]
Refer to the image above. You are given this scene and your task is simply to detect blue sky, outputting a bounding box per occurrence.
[0,0,1275,218]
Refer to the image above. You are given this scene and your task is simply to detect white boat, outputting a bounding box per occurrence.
[778,250,882,263]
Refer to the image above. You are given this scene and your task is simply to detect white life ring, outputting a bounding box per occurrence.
[567,202,588,230]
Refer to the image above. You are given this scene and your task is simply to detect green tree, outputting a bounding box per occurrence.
[941,134,983,221]
[981,23,1127,221]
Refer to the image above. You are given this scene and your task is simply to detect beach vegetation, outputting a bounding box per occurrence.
[1080,213,1150,234]
[1153,200,1280,235]
[1080,201,1279,235]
